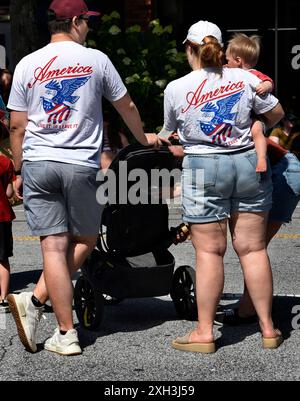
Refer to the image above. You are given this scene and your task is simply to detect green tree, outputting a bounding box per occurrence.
[88,12,188,134]
[10,0,41,64]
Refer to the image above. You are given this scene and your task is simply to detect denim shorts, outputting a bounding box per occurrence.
[269,153,300,223]
[22,161,103,237]
[181,149,273,223]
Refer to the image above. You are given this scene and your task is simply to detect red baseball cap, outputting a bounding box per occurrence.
[49,0,100,20]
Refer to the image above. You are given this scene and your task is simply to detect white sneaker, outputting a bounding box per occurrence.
[7,292,44,353]
[44,328,82,356]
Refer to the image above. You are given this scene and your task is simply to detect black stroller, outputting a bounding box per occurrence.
[74,144,197,330]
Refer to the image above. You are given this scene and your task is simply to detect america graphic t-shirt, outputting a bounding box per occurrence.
[8,41,127,168]
[163,67,278,154]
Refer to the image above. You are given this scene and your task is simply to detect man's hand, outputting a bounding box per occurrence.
[144,133,171,147]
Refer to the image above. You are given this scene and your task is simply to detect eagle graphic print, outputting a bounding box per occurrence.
[42,76,91,124]
[182,78,245,146]
[27,56,93,127]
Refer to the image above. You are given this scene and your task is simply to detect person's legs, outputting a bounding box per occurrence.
[232,218,284,319]
[41,233,97,355]
[182,220,227,343]
[230,211,279,339]
[33,235,97,304]
[0,259,10,301]
[40,233,73,331]
[228,153,300,321]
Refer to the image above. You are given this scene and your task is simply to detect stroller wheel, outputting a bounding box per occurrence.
[74,275,104,331]
[170,265,197,321]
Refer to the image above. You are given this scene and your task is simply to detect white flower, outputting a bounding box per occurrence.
[117,48,126,55]
[155,80,167,89]
[123,57,132,66]
[109,25,121,35]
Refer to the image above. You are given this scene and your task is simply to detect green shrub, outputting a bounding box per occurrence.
[87,11,188,135]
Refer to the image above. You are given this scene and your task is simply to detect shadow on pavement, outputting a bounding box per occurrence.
[10,269,43,293]
[77,297,178,349]
[216,296,299,349]
[9,269,299,351]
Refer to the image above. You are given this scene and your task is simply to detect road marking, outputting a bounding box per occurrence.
[14,236,39,241]
[275,234,300,238]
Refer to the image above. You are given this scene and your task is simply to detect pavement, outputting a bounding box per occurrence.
[0,203,299,382]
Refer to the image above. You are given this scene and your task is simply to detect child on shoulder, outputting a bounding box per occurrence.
[226,33,274,172]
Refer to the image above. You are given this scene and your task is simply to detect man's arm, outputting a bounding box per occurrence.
[112,93,160,147]
[10,110,27,199]
[10,110,27,171]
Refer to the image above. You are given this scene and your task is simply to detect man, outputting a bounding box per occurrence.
[7,0,160,356]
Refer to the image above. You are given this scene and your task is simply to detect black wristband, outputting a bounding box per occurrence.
[14,169,22,176]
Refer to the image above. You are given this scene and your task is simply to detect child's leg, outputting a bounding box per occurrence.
[0,222,13,301]
[252,120,267,172]
[0,259,10,301]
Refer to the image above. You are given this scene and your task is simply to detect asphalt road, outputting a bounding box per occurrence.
[0,203,299,382]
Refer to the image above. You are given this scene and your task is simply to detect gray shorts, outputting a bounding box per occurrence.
[22,161,103,237]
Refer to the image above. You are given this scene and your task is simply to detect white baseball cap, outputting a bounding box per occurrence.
[183,20,223,46]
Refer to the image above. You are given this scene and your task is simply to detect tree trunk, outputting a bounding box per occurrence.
[10,0,40,65]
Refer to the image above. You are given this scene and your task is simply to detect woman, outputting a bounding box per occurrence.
[159,20,284,353]
[223,137,300,324]
[269,113,299,150]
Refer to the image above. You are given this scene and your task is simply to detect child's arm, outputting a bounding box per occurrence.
[252,120,267,172]
[6,182,14,199]
[250,70,274,96]
[256,80,273,96]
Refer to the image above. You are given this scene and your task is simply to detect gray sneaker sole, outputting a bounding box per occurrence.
[7,294,37,353]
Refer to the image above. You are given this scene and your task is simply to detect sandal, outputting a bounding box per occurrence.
[262,329,283,349]
[172,331,216,354]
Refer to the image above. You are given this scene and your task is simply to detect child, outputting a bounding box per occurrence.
[226,33,274,172]
[0,154,15,312]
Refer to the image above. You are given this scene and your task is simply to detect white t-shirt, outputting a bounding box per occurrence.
[8,41,127,168]
[163,67,278,154]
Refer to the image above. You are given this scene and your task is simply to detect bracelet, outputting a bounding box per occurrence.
[14,169,22,176]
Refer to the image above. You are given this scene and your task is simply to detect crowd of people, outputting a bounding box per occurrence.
[0,0,299,356]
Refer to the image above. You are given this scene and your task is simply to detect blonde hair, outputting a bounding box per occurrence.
[186,36,225,69]
[227,33,261,67]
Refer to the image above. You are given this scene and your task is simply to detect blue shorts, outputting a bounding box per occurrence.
[269,153,300,223]
[181,149,273,223]
[22,161,103,237]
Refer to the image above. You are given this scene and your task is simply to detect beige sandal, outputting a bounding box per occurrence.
[172,331,216,354]
[262,329,283,349]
